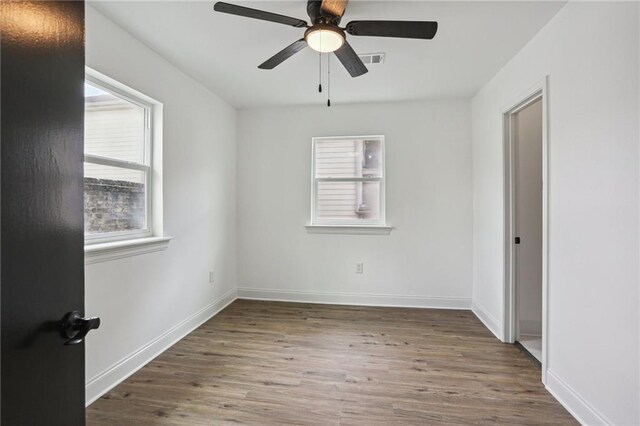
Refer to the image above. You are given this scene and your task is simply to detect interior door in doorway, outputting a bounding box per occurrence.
[514,98,543,361]
[1,2,91,424]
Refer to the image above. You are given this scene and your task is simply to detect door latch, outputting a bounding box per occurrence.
[60,311,100,345]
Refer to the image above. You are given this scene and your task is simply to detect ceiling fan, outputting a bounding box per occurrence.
[213,0,438,78]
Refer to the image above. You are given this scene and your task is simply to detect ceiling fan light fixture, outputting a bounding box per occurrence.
[305,25,345,53]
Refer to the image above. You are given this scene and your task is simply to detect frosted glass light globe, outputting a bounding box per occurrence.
[305,27,345,53]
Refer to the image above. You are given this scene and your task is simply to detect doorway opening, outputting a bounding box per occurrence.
[503,78,548,383]
[513,97,543,362]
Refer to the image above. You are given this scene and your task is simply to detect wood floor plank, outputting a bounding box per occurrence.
[87,300,577,425]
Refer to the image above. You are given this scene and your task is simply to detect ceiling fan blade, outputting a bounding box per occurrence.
[213,2,307,28]
[345,20,438,40]
[258,39,308,70]
[320,0,348,18]
[334,41,368,77]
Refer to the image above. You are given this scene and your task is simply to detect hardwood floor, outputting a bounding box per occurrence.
[87,300,577,425]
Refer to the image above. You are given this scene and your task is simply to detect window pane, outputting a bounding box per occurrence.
[316,181,380,222]
[362,139,382,177]
[315,138,382,178]
[84,163,146,234]
[84,82,146,164]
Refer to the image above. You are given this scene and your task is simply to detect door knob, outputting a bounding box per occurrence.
[60,311,100,345]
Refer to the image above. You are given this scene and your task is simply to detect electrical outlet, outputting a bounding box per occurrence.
[356,262,364,274]
[209,270,215,283]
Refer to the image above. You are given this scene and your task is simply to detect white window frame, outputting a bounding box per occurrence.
[84,71,155,245]
[310,135,386,227]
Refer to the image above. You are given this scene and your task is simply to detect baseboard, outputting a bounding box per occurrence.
[546,370,611,425]
[237,287,471,310]
[471,301,502,340]
[85,289,237,406]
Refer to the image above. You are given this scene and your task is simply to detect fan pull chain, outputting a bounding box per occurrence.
[318,51,322,93]
[327,53,331,107]
[318,36,323,93]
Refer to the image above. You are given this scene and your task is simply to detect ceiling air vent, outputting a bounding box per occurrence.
[358,52,385,65]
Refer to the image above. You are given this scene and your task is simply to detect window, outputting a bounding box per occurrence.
[84,74,154,244]
[311,136,385,226]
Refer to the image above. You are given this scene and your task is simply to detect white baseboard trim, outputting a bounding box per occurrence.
[85,289,237,406]
[545,370,611,426]
[471,301,502,340]
[237,287,471,310]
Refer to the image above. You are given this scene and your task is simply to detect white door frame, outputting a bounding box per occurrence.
[502,76,549,384]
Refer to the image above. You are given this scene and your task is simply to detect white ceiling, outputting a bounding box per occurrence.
[90,1,566,109]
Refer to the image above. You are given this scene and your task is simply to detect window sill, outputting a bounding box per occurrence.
[85,236,172,265]
[305,225,393,235]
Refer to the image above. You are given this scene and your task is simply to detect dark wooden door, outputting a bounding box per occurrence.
[1,1,87,424]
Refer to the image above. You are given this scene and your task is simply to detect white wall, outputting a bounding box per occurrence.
[471,2,639,424]
[84,6,238,404]
[237,100,472,308]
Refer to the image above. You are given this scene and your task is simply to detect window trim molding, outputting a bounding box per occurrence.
[305,225,393,235]
[310,135,386,227]
[84,236,172,265]
[84,67,164,247]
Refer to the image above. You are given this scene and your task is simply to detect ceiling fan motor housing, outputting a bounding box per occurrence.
[304,23,345,40]
[307,0,342,25]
